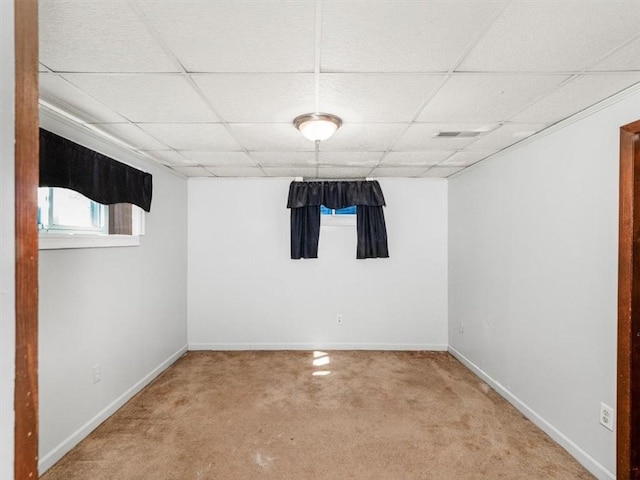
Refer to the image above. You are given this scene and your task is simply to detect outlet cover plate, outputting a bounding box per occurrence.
[600,403,614,431]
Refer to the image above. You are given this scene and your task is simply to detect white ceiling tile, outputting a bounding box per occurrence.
[422,167,465,178]
[512,73,640,124]
[321,1,506,72]
[39,0,179,73]
[380,151,453,166]
[263,167,317,178]
[139,124,241,151]
[91,123,169,150]
[316,167,372,179]
[179,151,254,167]
[229,124,316,151]
[250,152,316,166]
[320,74,445,122]
[65,74,218,123]
[459,1,640,72]
[371,167,428,177]
[141,150,195,166]
[439,151,492,167]
[193,74,315,123]
[417,74,568,123]
[320,123,407,151]
[393,124,485,151]
[591,36,640,71]
[468,123,548,151]
[171,166,213,177]
[39,74,127,123]
[319,152,382,167]
[137,0,315,72]
[206,166,265,177]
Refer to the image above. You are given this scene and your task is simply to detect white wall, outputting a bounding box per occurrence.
[0,2,15,478]
[188,178,448,350]
[38,118,189,472]
[448,88,640,479]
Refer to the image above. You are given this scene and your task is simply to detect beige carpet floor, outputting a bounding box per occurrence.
[41,351,594,479]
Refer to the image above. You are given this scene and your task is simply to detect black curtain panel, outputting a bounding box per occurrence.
[287,180,389,259]
[39,129,153,212]
[290,205,321,259]
[357,205,389,259]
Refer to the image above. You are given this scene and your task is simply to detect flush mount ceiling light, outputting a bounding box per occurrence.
[293,113,342,142]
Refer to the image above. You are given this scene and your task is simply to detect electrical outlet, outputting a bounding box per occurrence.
[599,403,614,431]
[459,321,464,334]
[336,314,343,325]
[92,364,101,384]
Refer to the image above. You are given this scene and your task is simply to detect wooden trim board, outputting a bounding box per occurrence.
[618,119,640,480]
[14,0,39,478]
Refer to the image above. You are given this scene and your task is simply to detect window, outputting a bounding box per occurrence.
[38,187,144,249]
[320,204,357,226]
[38,187,107,234]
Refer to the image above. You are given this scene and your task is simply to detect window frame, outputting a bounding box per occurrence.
[38,187,145,250]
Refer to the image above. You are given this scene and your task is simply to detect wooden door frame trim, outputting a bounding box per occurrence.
[14,0,39,478]
[618,118,640,480]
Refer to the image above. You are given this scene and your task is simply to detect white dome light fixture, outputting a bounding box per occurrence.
[293,113,342,142]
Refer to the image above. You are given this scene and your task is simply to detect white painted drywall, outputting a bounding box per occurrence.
[449,87,640,479]
[188,178,448,350]
[0,2,15,478]
[38,117,189,473]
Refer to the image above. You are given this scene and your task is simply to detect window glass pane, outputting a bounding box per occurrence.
[38,187,107,233]
[320,204,357,216]
[37,187,51,230]
[320,205,333,216]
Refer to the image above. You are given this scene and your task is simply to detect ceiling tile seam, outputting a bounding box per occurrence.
[449,0,513,75]
[364,2,511,174]
[449,81,640,182]
[582,31,640,72]
[368,0,512,175]
[499,73,578,124]
[366,74,450,173]
[43,71,184,76]
[45,73,185,155]
[314,2,511,175]
[145,149,196,166]
[127,0,268,175]
[201,167,220,177]
[430,151,460,169]
[48,73,195,155]
[48,73,136,124]
[314,0,322,112]
[52,70,638,77]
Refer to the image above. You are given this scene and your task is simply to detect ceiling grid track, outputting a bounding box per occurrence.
[127,0,267,177]
[314,0,323,178]
[366,0,514,177]
[38,0,640,179]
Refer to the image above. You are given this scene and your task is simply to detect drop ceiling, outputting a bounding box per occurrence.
[38,0,640,179]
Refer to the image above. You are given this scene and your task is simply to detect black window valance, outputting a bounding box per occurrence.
[39,129,153,212]
[287,180,386,209]
[287,180,389,260]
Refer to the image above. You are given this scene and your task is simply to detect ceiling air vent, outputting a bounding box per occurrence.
[436,131,482,138]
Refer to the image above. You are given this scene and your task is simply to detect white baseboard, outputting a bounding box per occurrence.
[38,344,188,474]
[448,346,614,480]
[189,342,448,351]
